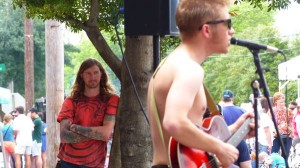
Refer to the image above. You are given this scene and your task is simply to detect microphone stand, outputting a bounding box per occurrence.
[249,48,289,168]
[250,79,260,168]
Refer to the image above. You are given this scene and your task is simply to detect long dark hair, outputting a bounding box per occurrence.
[70,58,115,101]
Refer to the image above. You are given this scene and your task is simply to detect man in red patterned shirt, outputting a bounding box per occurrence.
[57,58,119,168]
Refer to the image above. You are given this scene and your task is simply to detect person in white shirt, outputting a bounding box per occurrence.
[258,97,273,154]
[13,106,34,168]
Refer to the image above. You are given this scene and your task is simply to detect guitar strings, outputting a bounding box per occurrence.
[206,158,218,168]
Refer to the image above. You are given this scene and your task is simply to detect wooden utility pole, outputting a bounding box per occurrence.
[24,12,34,111]
[45,20,64,168]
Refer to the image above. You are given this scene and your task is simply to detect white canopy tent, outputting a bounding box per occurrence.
[278,55,300,97]
[0,87,25,113]
[0,87,12,104]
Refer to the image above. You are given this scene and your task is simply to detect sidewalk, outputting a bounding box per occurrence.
[0,152,4,168]
[0,152,27,168]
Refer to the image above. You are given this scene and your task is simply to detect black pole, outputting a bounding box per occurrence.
[153,35,160,69]
[249,48,289,168]
[251,80,260,168]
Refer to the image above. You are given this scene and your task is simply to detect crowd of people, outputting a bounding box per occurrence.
[226,90,300,168]
[1,106,47,168]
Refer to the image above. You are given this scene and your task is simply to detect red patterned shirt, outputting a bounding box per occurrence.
[273,106,293,137]
[57,94,119,167]
[293,110,300,137]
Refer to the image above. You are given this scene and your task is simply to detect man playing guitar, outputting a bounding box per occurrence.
[147,0,256,167]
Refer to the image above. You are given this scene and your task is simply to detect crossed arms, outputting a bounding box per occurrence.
[60,115,115,143]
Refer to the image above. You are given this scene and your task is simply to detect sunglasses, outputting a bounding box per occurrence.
[290,107,295,110]
[198,19,232,30]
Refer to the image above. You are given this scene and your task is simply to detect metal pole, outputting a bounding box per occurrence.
[0,125,7,167]
[153,35,160,69]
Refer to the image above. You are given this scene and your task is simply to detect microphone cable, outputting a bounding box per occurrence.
[112,9,150,126]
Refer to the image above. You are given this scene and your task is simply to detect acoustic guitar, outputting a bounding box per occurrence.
[169,115,251,168]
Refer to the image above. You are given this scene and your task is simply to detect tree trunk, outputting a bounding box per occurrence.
[110,36,154,168]
[24,12,34,111]
[45,20,64,168]
[109,115,121,167]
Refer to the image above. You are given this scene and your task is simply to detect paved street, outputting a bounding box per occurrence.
[0,152,4,168]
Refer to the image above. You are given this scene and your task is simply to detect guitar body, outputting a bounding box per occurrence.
[169,116,240,168]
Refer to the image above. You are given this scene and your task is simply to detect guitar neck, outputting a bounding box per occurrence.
[226,118,251,147]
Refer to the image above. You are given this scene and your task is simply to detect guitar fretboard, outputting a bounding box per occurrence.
[226,118,251,147]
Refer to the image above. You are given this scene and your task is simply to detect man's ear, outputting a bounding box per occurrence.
[200,24,211,38]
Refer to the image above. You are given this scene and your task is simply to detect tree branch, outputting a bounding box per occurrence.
[80,0,122,79]
[88,0,99,26]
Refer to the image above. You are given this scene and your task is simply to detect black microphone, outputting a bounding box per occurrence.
[230,37,283,53]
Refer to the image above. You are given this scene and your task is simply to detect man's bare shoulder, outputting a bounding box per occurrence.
[151,52,204,91]
[174,60,204,80]
[167,53,204,74]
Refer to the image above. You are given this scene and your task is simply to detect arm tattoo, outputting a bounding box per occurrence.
[70,124,104,140]
[63,130,89,143]
[60,119,90,143]
[71,124,93,135]
[104,115,115,122]
[69,115,115,141]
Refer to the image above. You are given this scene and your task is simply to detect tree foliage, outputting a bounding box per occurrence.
[0,0,46,98]
[13,0,122,34]
[235,0,299,11]
[0,0,81,99]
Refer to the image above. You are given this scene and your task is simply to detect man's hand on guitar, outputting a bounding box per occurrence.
[230,112,256,139]
[215,143,239,167]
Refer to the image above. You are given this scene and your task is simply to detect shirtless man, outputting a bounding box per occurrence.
[147,0,255,167]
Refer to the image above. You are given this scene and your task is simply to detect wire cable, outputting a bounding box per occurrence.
[113,10,150,126]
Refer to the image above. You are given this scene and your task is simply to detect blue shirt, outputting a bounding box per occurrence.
[41,122,47,152]
[222,105,250,165]
[2,124,14,141]
[222,105,245,126]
